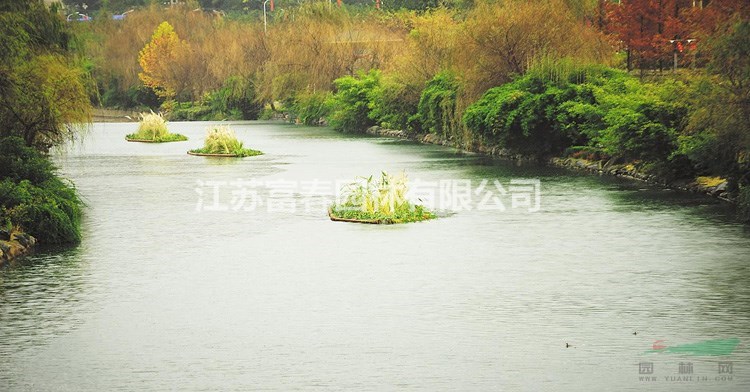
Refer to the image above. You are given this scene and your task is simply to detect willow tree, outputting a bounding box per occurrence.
[255,2,404,105]
[0,0,88,244]
[458,0,612,103]
[0,0,91,150]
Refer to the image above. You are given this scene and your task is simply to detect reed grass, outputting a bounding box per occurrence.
[330,171,435,224]
[189,125,262,157]
[125,111,187,142]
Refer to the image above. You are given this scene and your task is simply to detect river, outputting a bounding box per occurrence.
[1,121,749,391]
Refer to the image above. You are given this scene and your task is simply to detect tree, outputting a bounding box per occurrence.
[0,55,91,149]
[681,20,750,191]
[607,0,670,71]
[0,0,88,244]
[460,0,612,102]
[0,0,91,150]
[607,0,750,72]
[138,21,187,99]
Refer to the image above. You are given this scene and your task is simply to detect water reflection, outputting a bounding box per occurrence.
[0,245,89,355]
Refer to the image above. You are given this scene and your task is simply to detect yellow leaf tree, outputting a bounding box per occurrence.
[138,21,185,99]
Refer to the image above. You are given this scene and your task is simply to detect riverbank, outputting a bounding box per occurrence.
[363,125,733,203]
[92,108,140,123]
[0,230,36,266]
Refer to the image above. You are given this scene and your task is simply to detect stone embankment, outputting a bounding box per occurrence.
[364,125,731,202]
[0,229,36,266]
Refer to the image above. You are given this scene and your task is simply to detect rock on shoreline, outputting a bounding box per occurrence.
[0,230,37,266]
[364,125,732,202]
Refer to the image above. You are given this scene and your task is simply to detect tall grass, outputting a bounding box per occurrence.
[126,111,187,142]
[189,125,262,157]
[331,171,434,224]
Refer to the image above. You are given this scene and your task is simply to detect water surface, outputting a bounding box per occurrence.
[1,122,749,391]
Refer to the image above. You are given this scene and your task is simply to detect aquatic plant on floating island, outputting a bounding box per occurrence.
[188,125,262,157]
[125,111,188,142]
[329,171,436,224]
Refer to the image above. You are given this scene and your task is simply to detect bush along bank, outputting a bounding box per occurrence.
[288,61,750,222]
[0,138,83,264]
[364,125,733,201]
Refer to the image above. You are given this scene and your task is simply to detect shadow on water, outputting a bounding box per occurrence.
[600,178,744,226]
[0,244,90,355]
[347,136,746,228]
[187,155,255,166]
[452,151,744,226]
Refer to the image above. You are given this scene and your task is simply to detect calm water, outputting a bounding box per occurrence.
[1,122,749,391]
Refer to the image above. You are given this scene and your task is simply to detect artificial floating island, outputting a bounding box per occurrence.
[188,125,263,157]
[329,171,436,224]
[125,111,188,143]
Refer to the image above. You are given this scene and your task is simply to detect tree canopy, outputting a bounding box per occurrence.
[0,0,91,150]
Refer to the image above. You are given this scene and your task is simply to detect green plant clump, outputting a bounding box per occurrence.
[0,137,82,244]
[329,171,436,224]
[126,112,188,142]
[327,70,381,133]
[189,125,262,157]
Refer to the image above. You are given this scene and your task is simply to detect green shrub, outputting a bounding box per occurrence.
[259,106,277,120]
[598,106,677,162]
[289,90,332,125]
[208,76,263,120]
[368,77,421,133]
[679,73,750,192]
[168,101,215,121]
[101,80,162,109]
[328,70,381,133]
[0,137,82,244]
[464,62,687,160]
[0,137,55,183]
[463,75,583,156]
[416,71,459,138]
[165,77,262,122]
[556,99,604,144]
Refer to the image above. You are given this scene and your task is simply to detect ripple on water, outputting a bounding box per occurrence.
[2,121,749,391]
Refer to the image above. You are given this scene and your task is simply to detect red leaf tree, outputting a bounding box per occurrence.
[607,1,750,72]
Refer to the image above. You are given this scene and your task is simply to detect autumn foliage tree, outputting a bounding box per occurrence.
[607,0,672,71]
[138,21,187,100]
[607,0,750,72]
[460,0,613,103]
[255,2,404,105]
